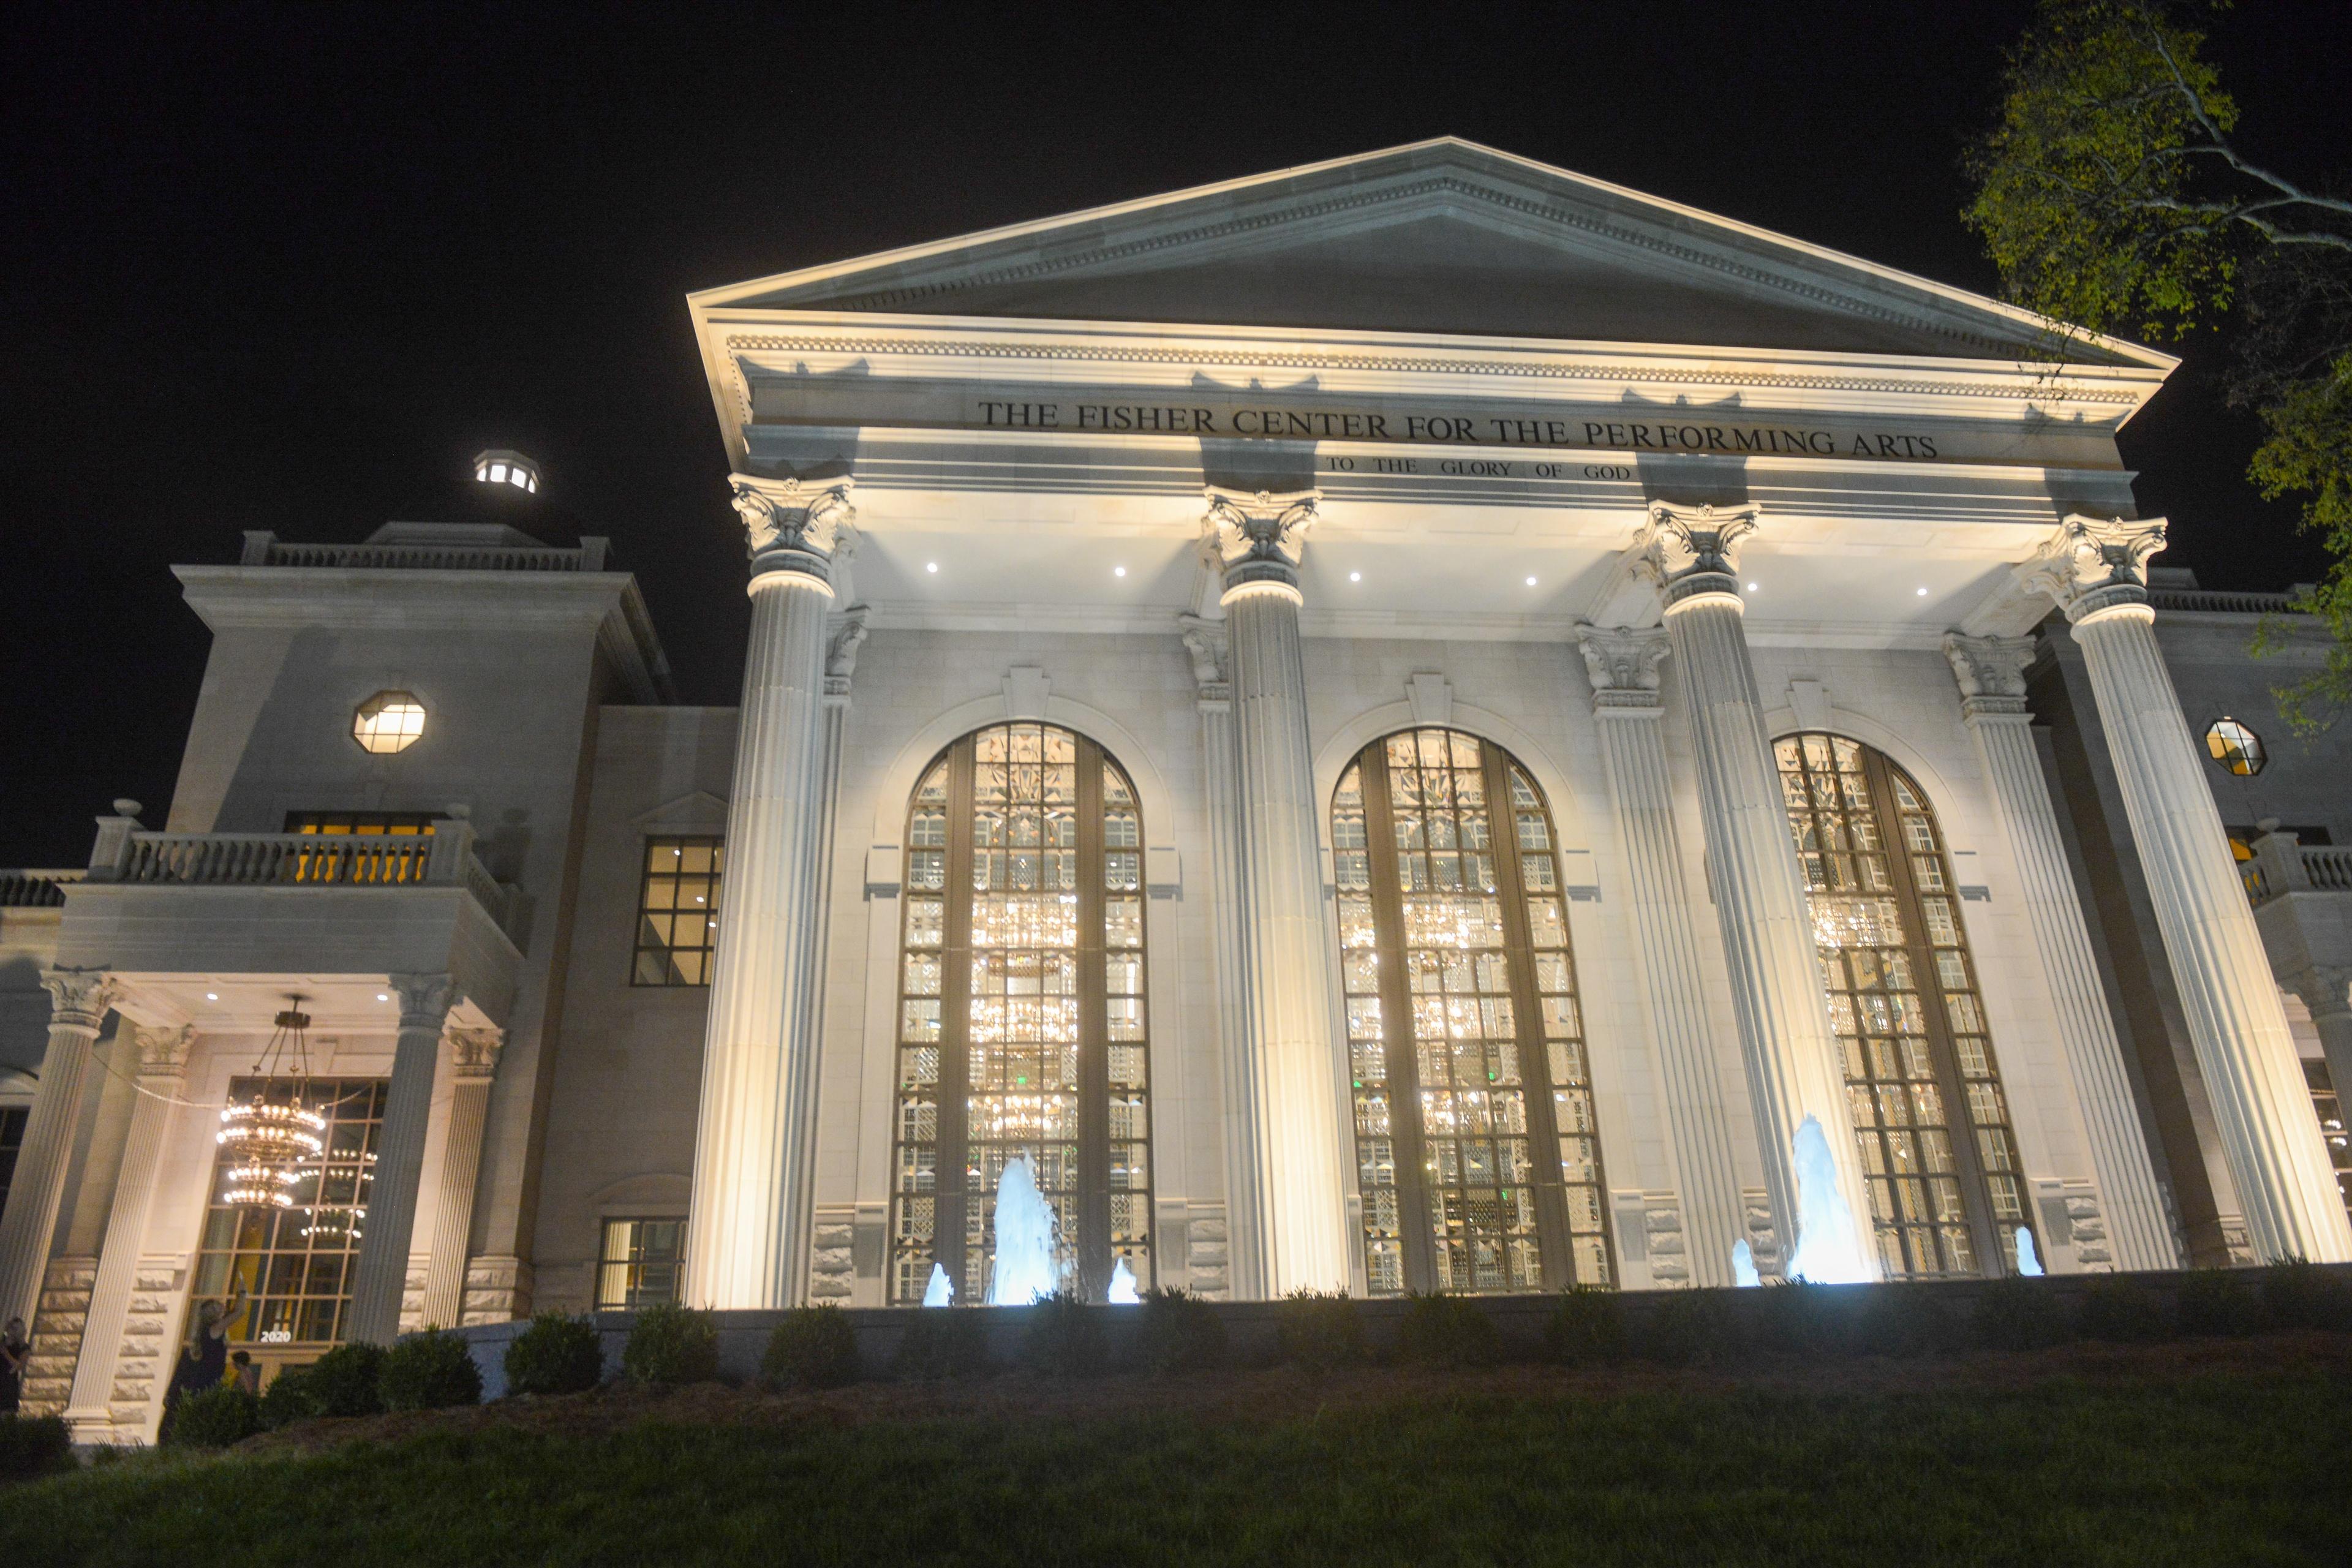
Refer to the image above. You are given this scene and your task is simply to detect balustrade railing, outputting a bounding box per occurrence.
[88,830,511,930]
[2246,837,2352,904]
[239,532,608,573]
[0,870,79,908]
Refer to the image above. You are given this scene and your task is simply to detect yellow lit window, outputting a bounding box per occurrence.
[352,692,427,755]
[2204,717,2265,777]
[633,837,725,986]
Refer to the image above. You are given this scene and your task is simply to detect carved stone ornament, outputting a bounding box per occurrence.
[2016,514,2168,623]
[388,972,458,1030]
[1576,624,1670,710]
[40,967,119,1032]
[1637,502,1760,605]
[1941,632,2035,719]
[447,1026,507,1080]
[826,605,871,682]
[1204,486,1319,600]
[133,1023,196,1078]
[728,473,854,586]
[2289,964,2352,1023]
[1175,612,1230,695]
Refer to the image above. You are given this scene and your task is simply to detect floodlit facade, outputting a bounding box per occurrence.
[5,140,2351,1439]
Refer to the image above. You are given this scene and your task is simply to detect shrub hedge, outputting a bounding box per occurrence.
[1276,1290,1366,1374]
[624,1302,721,1385]
[1020,1293,1106,1378]
[257,1367,318,1431]
[762,1306,861,1389]
[1136,1287,1227,1378]
[1544,1287,1626,1365]
[165,1385,261,1449]
[503,1313,608,1396]
[0,1414,74,1481]
[380,1329,482,1411]
[306,1343,388,1419]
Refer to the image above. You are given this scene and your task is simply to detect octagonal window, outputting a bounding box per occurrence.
[352,692,426,755]
[2204,717,2265,777]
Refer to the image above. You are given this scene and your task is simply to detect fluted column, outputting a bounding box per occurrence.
[0,969,118,1325]
[1942,633,2179,1269]
[1642,504,1875,1281]
[1207,488,1349,1294]
[1179,611,1262,1298]
[684,474,849,1309]
[418,1027,502,1331]
[1576,625,1742,1286]
[63,1024,192,1439]
[2023,516,2352,1262]
[348,976,454,1344]
[2285,967,2352,1154]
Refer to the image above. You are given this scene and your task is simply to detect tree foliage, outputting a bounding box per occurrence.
[1965,0,2352,724]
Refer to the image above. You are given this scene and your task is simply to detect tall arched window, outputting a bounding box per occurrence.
[889,722,1153,1303]
[1333,728,1611,1296]
[1775,733,2039,1276]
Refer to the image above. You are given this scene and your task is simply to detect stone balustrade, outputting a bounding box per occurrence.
[238,530,609,572]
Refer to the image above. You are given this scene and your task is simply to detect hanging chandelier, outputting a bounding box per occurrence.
[217,999,326,1210]
[301,1148,373,1243]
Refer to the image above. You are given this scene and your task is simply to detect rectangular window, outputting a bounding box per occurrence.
[633,837,725,986]
[0,1104,27,1217]
[191,1079,385,1349]
[596,1218,687,1309]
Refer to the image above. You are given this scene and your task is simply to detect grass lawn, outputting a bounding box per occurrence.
[7,1357,2348,1566]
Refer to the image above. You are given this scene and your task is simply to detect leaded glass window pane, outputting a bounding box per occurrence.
[1776,733,2038,1278]
[1334,728,1612,1296]
[888,726,1155,1303]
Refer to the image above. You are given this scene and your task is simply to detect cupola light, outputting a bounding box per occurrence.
[472,448,541,494]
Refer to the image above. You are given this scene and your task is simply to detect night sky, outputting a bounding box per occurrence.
[7,1,2346,867]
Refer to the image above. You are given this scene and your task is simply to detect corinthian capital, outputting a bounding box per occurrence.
[41,967,118,1032]
[1637,502,1759,606]
[389,972,458,1030]
[1941,633,2036,720]
[134,1023,196,1079]
[447,1025,507,1080]
[1577,624,1670,712]
[2016,514,2167,624]
[729,473,854,590]
[1204,486,1319,604]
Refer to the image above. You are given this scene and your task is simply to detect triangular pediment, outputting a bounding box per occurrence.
[696,139,2168,367]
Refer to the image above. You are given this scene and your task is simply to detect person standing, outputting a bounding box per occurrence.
[0,1315,28,1415]
[160,1286,248,1435]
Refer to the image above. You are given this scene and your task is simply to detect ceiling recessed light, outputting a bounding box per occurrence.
[377,993,390,1002]
[1916,586,1929,597]
[925,561,938,574]
[1525,576,1538,587]
[205,992,219,1001]
[1746,582,1759,592]
[1349,571,1362,582]
[1114,566,1127,578]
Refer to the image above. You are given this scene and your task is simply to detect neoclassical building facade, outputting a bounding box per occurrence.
[5,140,2350,1438]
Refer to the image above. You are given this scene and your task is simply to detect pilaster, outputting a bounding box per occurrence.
[64,1023,192,1441]
[1177,609,1256,1299]
[349,974,456,1343]
[2022,515,2352,1262]
[0,968,119,1325]
[1942,632,2177,1270]
[1575,624,1741,1286]
[418,1026,503,1330]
